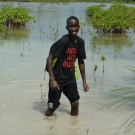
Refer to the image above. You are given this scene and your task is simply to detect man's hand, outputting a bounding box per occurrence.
[83,82,89,92]
[50,78,60,91]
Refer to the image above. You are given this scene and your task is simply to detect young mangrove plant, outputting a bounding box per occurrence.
[79,22,86,37]
[100,55,106,73]
[86,128,89,135]
[23,41,25,51]
[94,65,98,75]
[40,83,43,101]
[28,42,31,51]
[92,44,96,59]
[114,48,117,61]
[98,47,101,55]
[20,53,24,57]
[90,35,97,58]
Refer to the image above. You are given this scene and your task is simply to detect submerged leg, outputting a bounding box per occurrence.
[45,86,62,116]
[70,100,79,116]
[45,108,57,116]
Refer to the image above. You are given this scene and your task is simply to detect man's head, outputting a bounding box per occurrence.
[66,16,80,36]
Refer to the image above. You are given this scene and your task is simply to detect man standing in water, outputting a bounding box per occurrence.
[45,16,89,116]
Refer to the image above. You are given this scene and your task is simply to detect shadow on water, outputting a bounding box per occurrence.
[33,101,70,114]
[32,101,47,114]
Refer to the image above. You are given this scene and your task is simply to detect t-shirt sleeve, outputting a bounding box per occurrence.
[78,39,86,59]
[50,37,66,58]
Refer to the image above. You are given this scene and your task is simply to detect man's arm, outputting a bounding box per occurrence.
[47,54,60,90]
[78,59,89,92]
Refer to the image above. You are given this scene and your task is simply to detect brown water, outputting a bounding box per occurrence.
[0,2,135,135]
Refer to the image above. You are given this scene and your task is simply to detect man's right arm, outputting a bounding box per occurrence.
[47,54,60,90]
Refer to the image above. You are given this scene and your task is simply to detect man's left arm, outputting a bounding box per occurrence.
[78,59,89,92]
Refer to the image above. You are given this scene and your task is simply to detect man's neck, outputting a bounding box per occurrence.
[68,35,77,43]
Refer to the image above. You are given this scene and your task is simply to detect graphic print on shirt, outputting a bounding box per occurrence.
[62,47,77,70]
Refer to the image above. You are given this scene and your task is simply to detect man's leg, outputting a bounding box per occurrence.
[45,86,62,116]
[70,100,79,116]
[63,83,80,116]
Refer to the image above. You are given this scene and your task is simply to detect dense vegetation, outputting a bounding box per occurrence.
[86,4,135,33]
[0,6,33,37]
[0,6,33,27]
[0,24,4,33]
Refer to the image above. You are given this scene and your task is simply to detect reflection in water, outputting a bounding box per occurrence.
[0,26,31,43]
[90,33,133,52]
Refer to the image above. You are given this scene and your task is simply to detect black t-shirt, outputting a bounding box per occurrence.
[49,34,86,86]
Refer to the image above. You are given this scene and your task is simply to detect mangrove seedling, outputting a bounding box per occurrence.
[86,128,89,135]
[40,83,43,101]
[92,44,96,59]
[23,41,25,50]
[114,49,117,60]
[100,55,106,73]
[40,30,42,39]
[20,53,24,57]
[43,94,46,100]
[28,42,31,51]
[98,47,101,55]
[94,65,98,74]
[79,22,86,37]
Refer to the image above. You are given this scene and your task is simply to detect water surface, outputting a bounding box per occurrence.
[0,2,135,135]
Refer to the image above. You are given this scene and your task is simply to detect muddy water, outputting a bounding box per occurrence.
[0,2,135,135]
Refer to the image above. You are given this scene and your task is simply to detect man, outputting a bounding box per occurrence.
[45,16,89,116]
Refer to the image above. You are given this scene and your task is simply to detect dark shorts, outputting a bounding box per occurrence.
[47,82,80,109]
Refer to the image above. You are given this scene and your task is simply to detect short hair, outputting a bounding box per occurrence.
[66,16,79,25]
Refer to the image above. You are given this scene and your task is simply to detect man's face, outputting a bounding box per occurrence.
[66,19,80,36]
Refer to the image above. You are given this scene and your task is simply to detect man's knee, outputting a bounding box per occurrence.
[71,100,79,109]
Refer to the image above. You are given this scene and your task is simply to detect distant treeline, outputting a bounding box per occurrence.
[0,0,135,3]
